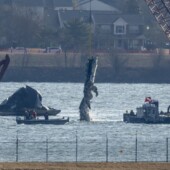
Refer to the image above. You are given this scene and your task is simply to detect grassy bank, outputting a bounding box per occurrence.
[0,162,170,170]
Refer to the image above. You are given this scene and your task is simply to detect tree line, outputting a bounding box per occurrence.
[0,0,168,52]
[0,5,91,53]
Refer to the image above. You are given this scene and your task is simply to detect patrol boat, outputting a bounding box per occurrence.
[123,97,170,124]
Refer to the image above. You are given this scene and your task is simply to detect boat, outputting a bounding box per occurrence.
[16,117,69,125]
[123,97,170,124]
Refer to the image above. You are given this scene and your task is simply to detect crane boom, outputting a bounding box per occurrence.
[145,0,170,40]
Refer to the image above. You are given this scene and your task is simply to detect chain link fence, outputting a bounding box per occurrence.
[0,135,169,162]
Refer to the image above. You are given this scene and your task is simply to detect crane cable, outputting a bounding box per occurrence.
[89,0,92,57]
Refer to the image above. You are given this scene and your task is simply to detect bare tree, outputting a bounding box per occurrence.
[0,5,41,48]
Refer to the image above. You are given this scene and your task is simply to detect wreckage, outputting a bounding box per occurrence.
[79,56,98,121]
[0,55,60,117]
[0,85,60,116]
[0,54,10,81]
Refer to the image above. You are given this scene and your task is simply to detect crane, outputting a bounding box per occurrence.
[144,0,170,40]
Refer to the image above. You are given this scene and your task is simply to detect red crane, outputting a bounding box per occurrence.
[145,0,170,40]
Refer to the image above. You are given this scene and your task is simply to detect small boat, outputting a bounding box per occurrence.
[123,97,170,124]
[16,117,69,125]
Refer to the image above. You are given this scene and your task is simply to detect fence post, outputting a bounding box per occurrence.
[76,132,78,162]
[16,134,18,162]
[135,132,138,162]
[46,138,48,162]
[106,134,108,162]
[166,138,169,162]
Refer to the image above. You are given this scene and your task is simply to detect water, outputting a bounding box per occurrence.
[0,82,170,162]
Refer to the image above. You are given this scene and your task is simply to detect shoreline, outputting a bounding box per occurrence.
[0,162,170,170]
[1,53,170,83]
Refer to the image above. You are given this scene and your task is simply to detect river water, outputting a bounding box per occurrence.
[0,82,170,162]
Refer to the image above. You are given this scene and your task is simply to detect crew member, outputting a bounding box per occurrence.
[44,112,49,120]
[145,97,152,103]
[25,110,30,120]
[31,110,37,119]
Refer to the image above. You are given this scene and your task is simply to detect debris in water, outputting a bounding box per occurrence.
[79,56,98,121]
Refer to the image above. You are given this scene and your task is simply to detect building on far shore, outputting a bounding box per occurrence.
[57,10,146,51]
[0,0,147,51]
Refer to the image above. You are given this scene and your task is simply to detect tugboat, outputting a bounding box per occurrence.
[123,97,170,124]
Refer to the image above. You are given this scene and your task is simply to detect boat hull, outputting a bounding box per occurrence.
[123,114,146,123]
[123,113,170,124]
[16,117,69,125]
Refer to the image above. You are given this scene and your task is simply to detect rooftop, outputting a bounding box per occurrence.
[54,0,73,7]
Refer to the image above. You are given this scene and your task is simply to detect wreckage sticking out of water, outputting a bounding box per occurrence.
[0,85,61,116]
[79,56,98,121]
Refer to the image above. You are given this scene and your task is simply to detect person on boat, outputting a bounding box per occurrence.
[25,110,30,120]
[31,110,37,119]
[44,112,49,120]
[130,110,135,115]
[145,97,152,103]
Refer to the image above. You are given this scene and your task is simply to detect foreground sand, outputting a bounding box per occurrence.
[0,163,170,170]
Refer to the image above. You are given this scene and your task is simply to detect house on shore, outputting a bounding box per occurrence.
[74,0,121,13]
[54,0,73,10]
[0,0,146,51]
[57,9,146,51]
[93,12,145,50]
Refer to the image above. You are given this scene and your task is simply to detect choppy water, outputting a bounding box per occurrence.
[0,82,170,162]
